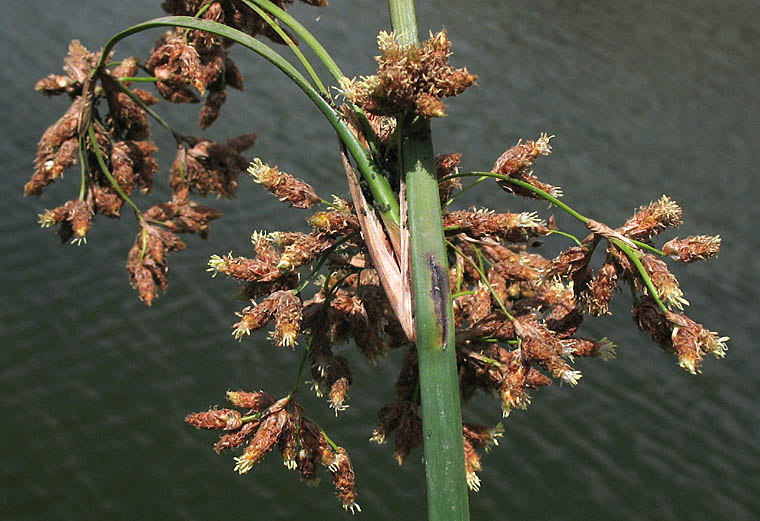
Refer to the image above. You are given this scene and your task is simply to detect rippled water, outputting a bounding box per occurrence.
[3,1,759,520]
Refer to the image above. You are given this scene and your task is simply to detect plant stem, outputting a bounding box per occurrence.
[243,1,328,94]
[117,76,158,82]
[87,123,142,217]
[389,2,470,519]
[242,0,345,83]
[388,0,418,46]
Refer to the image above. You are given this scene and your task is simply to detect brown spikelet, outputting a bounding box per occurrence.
[233,409,288,474]
[665,312,728,374]
[663,235,721,263]
[393,401,423,465]
[226,390,275,411]
[185,408,243,430]
[324,356,352,414]
[208,252,281,282]
[492,133,553,178]
[587,262,618,315]
[146,31,205,101]
[27,100,81,196]
[170,135,254,198]
[619,195,683,241]
[214,420,259,453]
[330,448,360,513]
[639,254,688,310]
[632,296,671,350]
[247,159,321,209]
[272,290,303,348]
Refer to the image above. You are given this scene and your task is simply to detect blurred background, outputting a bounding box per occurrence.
[2,1,759,519]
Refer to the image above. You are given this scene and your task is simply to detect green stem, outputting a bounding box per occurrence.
[447,172,591,224]
[390,2,469,517]
[242,0,328,94]
[444,175,488,207]
[77,137,88,200]
[388,0,419,46]
[548,229,583,246]
[405,114,470,521]
[632,240,665,257]
[241,0,344,82]
[611,238,668,313]
[193,1,213,19]
[87,123,142,217]
[241,410,264,423]
[117,76,158,82]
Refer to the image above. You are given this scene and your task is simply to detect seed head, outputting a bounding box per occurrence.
[663,235,721,263]
[185,408,242,430]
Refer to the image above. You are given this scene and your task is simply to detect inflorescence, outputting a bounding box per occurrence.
[28,9,727,512]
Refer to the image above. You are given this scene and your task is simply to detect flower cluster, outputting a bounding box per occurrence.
[156,0,326,126]
[28,29,257,304]
[186,392,360,513]
[207,166,402,418]
[198,125,726,496]
[341,30,477,118]
[30,8,729,513]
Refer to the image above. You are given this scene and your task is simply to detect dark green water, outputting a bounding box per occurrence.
[3,1,759,520]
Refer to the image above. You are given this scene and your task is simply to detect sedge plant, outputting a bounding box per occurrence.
[26,1,728,519]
